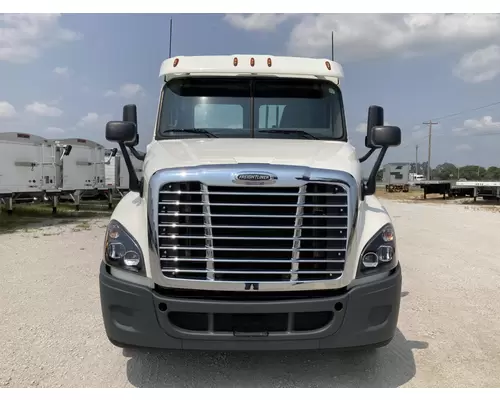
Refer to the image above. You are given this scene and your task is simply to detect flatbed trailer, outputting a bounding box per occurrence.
[454,181,500,201]
[416,180,455,199]
[416,180,500,201]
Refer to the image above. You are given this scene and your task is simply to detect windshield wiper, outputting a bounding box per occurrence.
[257,129,319,140]
[161,128,218,138]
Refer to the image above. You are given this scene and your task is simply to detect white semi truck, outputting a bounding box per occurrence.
[99,55,402,351]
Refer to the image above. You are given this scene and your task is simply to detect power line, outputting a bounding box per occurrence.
[429,100,500,123]
[470,130,500,137]
[399,124,500,150]
[397,99,500,149]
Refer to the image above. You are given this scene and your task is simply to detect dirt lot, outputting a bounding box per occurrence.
[1,199,500,388]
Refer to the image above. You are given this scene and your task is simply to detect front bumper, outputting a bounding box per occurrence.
[99,263,402,351]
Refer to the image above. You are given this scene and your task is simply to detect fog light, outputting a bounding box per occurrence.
[362,252,379,268]
[107,242,126,260]
[377,246,394,262]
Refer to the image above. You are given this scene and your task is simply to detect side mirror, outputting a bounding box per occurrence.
[365,105,384,148]
[63,145,72,156]
[359,105,403,199]
[371,126,401,147]
[126,134,139,148]
[106,121,137,143]
[111,148,118,157]
[123,104,139,147]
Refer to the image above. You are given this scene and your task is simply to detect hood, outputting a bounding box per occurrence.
[143,138,360,179]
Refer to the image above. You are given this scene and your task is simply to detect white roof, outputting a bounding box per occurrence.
[49,138,104,149]
[159,55,343,84]
[0,132,48,144]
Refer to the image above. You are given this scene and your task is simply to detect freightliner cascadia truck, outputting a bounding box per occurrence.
[99,54,402,351]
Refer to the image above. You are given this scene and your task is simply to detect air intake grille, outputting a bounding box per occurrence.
[157,181,349,282]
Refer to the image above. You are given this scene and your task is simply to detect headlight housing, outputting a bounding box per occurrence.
[357,223,397,276]
[103,220,145,275]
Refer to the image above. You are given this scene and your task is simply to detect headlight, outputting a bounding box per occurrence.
[103,220,145,274]
[357,223,397,276]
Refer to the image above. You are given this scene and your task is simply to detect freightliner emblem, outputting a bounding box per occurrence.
[232,171,278,185]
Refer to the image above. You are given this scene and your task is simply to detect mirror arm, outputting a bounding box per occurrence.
[358,148,376,163]
[118,142,141,194]
[362,146,388,200]
[130,147,146,161]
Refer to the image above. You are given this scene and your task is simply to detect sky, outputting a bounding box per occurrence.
[2,13,500,171]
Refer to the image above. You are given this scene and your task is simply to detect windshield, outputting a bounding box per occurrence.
[157,77,346,141]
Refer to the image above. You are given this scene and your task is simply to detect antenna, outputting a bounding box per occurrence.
[169,18,173,58]
[331,31,335,61]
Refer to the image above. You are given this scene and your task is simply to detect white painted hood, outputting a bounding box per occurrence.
[143,138,361,180]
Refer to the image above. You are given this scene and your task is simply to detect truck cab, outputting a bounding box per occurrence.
[99,55,402,351]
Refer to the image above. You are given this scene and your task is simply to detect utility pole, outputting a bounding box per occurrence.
[415,144,419,175]
[423,120,439,180]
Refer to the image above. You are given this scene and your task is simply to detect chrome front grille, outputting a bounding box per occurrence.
[157,181,349,283]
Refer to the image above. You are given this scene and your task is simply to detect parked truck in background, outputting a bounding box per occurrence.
[409,173,425,182]
[99,55,402,351]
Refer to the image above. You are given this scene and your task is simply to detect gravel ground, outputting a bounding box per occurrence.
[1,200,500,388]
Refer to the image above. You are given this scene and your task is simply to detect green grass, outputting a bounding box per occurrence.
[0,202,113,234]
[73,221,92,231]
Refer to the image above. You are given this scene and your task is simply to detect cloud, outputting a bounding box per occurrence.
[0,101,17,118]
[455,143,472,152]
[355,121,393,134]
[453,45,500,83]
[0,14,82,63]
[104,83,144,99]
[224,14,294,32]
[76,112,112,128]
[355,123,367,133]
[25,102,63,117]
[272,14,500,61]
[53,66,70,76]
[45,127,64,135]
[453,116,500,136]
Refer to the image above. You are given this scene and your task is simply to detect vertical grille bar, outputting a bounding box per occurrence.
[201,183,215,280]
[291,185,307,281]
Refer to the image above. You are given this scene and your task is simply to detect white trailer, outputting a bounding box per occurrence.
[383,163,410,192]
[0,132,60,196]
[104,149,117,189]
[104,148,143,192]
[53,138,107,191]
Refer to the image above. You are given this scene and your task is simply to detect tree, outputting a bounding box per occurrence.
[484,166,500,180]
[433,163,458,180]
